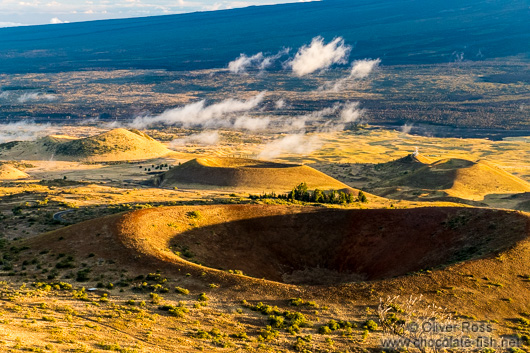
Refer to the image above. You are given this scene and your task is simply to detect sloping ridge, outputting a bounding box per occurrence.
[0,0,529,74]
[0,128,172,161]
[386,155,530,200]
[0,164,28,180]
[153,157,351,192]
[25,205,530,288]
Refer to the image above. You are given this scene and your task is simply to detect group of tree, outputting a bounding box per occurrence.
[250,182,368,204]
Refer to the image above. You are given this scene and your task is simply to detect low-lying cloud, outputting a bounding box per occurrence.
[0,121,53,144]
[340,101,364,123]
[233,115,271,131]
[170,131,220,146]
[258,134,322,159]
[228,53,265,74]
[401,123,413,134]
[279,101,364,133]
[320,58,381,92]
[17,92,57,103]
[259,100,364,159]
[228,49,289,74]
[350,59,381,79]
[288,37,351,76]
[130,93,266,129]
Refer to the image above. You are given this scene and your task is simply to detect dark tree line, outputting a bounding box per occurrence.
[250,183,368,204]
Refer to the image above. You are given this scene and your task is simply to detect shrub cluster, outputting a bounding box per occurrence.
[250,183,368,204]
[318,319,356,334]
[244,301,310,335]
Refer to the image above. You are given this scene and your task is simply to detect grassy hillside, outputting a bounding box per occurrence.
[0,164,28,180]
[0,128,172,162]
[378,155,530,201]
[2,204,525,352]
[153,157,352,192]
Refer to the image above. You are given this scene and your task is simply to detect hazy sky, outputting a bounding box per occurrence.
[0,0,314,27]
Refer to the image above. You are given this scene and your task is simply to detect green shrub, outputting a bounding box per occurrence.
[259,326,279,341]
[187,211,202,220]
[364,319,378,331]
[175,287,189,295]
[76,268,91,282]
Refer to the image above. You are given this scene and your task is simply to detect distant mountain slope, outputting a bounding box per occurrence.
[0,0,528,73]
[0,128,172,161]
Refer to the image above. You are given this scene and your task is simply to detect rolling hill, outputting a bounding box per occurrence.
[152,157,351,192]
[0,128,173,162]
[0,164,29,180]
[376,154,530,201]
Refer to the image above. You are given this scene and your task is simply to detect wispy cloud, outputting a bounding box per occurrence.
[233,115,270,131]
[258,133,321,159]
[259,100,364,158]
[17,92,57,103]
[279,101,364,132]
[228,49,289,74]
[170,130,220,146]
[0,21,26,28]
[0,121,53,144]
[401,123,413,134]
[228,53,265,74]
[320,58,381,92]
[287,36,351,76]
[130,92,266,129]
[50,17,69,24]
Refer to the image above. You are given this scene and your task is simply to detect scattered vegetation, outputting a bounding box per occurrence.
[250,182,368,204]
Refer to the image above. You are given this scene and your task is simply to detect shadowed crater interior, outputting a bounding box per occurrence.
[170,207,528,285]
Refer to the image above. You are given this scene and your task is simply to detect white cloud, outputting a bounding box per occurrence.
[130,92,266,129]
[401,123,413,134]
[258,134,321,159]
[349,58,381,79]
[320,58,381,92]
[274,99,287,109]
[0,121,53,144]
[0,22,26,28]
[50,17,69,24]
[228,48,289,74]
[228,52,264,74]
[170,130,220,146]
[340,101,364,123]
[278,101,364,132]
[287,36,351,76]
[17,92,57,103]
[233,115,270,131]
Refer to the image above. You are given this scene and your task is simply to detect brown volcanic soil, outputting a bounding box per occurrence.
[169,206,528,284]
[26,205,529,289]
[153,157,350,192]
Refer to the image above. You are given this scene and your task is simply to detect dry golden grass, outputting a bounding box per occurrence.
[0,128,175,162]
[383,156,530,201]
[1,204,527,352]
[1,126,530,352]
[154,157,351,192]
[0,164,29,180]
